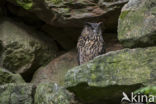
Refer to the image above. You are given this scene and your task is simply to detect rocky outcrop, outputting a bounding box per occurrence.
[0,83,79,104]
[118,0,156,48]
[0,0,155,104]
[34,83,76,104]
[0,68,25,85]
[31,50,78,85]
[65,47,156,104]
[7,0,128,31]
[0,83,34,104]
[0,18,58,81]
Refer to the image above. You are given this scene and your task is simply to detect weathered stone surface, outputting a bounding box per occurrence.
[118,0,156,48]
[34,83,76,104]
[0,68,25,85]
[0,18,58,80]
[7,0,128,31]
[65,47,156,104]
[31,50,78,85]
[0,83,34,104]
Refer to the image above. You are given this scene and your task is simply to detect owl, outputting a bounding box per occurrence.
[77,22,105,65]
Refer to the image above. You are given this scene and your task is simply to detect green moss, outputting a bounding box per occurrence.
[119,10,129,20]
[135,86,156,96]
[0,68,25,84]
[134,86,156,103]
[151,7,156,14]
[16,0,33,10]
[35,83,73,104]
[3,43,34,72]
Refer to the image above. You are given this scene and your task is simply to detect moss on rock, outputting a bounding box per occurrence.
[118,0,156,48]
[16,0,33,10]
[0,83,34,104]
[0,68,25,85]
[0,18,58,78]
[65,47,156,104]
[34,83,75,104]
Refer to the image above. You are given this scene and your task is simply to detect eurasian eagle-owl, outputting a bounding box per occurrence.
[77,22,105,65]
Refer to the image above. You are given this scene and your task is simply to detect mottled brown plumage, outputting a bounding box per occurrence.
[77,22,105,65]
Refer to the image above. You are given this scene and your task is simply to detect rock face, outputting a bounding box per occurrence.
[7,0,128,31]
[0,83,78,104]
[34,83,76,104]
[118,0,156,48]
[65,47,156,104]
[0,83,34,104]
[0,18,58,80]
[31,50,78,85]
[0,68,25,85]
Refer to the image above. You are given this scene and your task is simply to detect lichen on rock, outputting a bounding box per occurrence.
[65,47,156,104]
[118,0,156,48]
[0,18,58,80]
[0,68,25,85]
[34,83,76,104]
[0,83,34,104]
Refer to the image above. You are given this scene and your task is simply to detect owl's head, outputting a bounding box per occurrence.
[84,22,102,36]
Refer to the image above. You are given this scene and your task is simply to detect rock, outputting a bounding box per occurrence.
[0,68,25,85]
[34,83,76,104]
[0,83,34,104]
[31,50,78,85]
[65,47,156,104]
[7,0,128,31]
[118,0,156,48]
[0,18,58,81]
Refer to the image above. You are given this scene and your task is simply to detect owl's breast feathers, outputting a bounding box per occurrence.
[77,34,105,65]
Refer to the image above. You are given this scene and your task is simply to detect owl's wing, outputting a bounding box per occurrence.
[77,36,86,65]
[99,36,106,54]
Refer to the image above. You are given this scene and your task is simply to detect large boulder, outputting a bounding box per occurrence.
[118,0,156,48]
[7,0,128,31]
[0,68,25,85]
[65,47,156,104]
[31,50,78,85]
[34,83,77,104]
[0,83,34,104]
[0,18,58,81]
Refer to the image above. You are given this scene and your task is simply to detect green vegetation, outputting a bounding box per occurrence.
[16,0,33,10]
